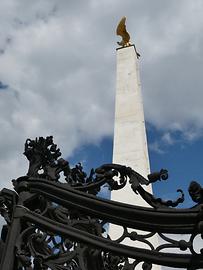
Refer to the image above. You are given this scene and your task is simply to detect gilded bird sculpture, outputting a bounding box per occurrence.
[116,16,140,58]
[116,16,131,47]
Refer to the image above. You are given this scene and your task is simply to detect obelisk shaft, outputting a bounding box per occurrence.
[110,45,160,270]
[112,45,152,205]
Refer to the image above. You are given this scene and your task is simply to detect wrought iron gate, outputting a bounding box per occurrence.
[0,136,203,269]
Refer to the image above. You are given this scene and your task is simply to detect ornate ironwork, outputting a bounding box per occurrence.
[1,136,203,269]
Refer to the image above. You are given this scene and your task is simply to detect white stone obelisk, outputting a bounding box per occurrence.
[110,45,160,270]
[111,45,152,205]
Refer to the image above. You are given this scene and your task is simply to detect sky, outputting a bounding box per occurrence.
[0,1,203,268]
[0,0,201,202]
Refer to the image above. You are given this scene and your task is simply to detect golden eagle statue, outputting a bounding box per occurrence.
[116,16,131,47]
[116,17,140,58]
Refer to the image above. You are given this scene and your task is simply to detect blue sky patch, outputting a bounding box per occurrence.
[67,127,202,208]
[147,123,203,208]
[68,137,113,200]
[68,137,113,173]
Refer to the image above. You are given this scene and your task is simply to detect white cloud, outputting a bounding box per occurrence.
[0,0,115,188]
[149,141,165,154]
[162,133,174,145]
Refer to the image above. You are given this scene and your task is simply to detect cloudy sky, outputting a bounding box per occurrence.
[1,0,203,268]
[1,0,203,203]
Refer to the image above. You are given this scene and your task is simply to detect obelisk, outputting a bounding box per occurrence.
[110,18,160,270]
[111,17,152,205]
[111,44,152,205]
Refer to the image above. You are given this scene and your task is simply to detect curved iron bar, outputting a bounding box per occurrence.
[126,230,155,250]
[20,178,201,234]
[14,205,203,269]
[20,136,190,209]
[189,232,203,256]
[156,233,192,252]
